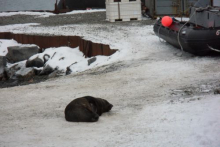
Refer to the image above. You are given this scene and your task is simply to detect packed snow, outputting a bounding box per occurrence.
[0,11,55,17]
[0,39,20,56]
[0,23,40,32]
[0,9,105,17]
[0,40,116,74]
[28,46,111,73]
[65,9,106,15]
[0,10,220,147]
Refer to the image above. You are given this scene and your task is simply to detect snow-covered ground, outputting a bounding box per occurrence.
[0,39,19,56]
[0,9,106,17]
[0,10,220,147]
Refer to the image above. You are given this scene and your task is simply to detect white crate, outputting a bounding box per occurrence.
[106,2,119,22]
[119,1,142,21]
[106,0,142,22]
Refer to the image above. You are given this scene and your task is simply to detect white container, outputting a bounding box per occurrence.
[106,0,142,22]
[106,1,120,22]
[119,0,142,21]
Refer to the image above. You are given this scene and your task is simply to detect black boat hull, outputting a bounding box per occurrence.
[154,19,220,56]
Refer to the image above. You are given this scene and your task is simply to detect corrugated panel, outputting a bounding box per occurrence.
[183,0,198,15]
[33,36,43,49]
[0,32,12,39]
[13,34,19,42]
[18,34,23,43]
[41,36,50,49]
[79,39,92,57]
[92,43,102,56]
[0,33,4,39]
[22,35,29,44]
[145,0,199,17]
[79,39,83,53]
[27,35,35,45]
[155,0,181,15]
[49,36,60,47]
[68,36,80,48]
[59,36,69,47]
[103,44,110,56]
[87,41,92,57]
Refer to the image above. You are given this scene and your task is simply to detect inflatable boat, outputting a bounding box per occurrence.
[153,1,220,56]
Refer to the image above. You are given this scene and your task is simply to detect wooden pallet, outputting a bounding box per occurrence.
[109,17,142,22]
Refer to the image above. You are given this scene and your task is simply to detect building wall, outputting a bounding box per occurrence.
[213,0,220,6]
[58,0,105,10]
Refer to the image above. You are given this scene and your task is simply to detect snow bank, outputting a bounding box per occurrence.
[65,9,106,15]
[28,46,111,73]
[32,47,86,72]
[0,9,105,17]
[0,38,114,75]
[0,39,20,56]
[0,11,55,17]
[0,23,40,32]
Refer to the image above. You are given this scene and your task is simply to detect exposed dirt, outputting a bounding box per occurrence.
[0,75,49,88]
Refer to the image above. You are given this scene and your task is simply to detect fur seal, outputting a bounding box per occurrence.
[64,96,113,122]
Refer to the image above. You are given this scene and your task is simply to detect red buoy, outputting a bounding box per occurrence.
[161,16,173,27]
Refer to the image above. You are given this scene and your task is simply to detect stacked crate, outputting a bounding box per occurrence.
[106,0,120,22]
[106,0,142,22]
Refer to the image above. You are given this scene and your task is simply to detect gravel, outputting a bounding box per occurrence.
[0,12,156,26]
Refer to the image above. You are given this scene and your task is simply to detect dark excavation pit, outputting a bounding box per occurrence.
[0,32,118,88]
[0,32,117,57]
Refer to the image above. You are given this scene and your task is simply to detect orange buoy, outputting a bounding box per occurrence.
[161,16,173,27]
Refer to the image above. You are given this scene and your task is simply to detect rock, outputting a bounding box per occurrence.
[0,56,7,67]
[0,56,7,80]
[5,64,21,80]
[66,62,77,75]
[0,68,4,81]
[15,67,35,80]
[88,57,96,66]
[66,66,72,75]
[26,54,50,68]
[48,70,60,79]
[6,45,40,63]
[28,79,34,83]
[33,68,43,75]
[214,89,220,94]
[4,80,19,87]
[39,64,54,75]
[26,56,44,68]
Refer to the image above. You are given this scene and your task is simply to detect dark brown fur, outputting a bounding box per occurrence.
[64,96,113,122]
